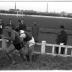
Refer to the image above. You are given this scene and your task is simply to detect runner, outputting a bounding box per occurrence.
[20,30,35,63]
[3,25,26,64]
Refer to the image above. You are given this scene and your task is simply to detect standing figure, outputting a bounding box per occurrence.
[32,22,39,42]
[56,25,68,54]
[15,19,27,32]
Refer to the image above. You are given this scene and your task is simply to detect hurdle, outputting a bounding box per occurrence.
[1,38,72,57]
[34,41,72,57]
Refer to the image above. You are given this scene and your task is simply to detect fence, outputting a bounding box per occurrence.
[0,39,72,57]
[0,13,72,19]
[35,41,72,57]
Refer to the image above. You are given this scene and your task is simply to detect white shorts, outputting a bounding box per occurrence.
[28,37,35,47]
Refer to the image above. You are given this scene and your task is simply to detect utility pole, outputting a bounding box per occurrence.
[15,2,18,17]
[47,2,48,13]
[15,2,16,10]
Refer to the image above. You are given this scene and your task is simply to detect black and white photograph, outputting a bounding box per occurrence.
[0,0,72,70]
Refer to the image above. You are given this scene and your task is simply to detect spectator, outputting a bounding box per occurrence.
[15,19,27,32]
[55,25,68,54]
[19,19,27,30]
[32,22,39,42]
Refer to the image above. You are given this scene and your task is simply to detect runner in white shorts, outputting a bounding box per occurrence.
[20,30,35,62]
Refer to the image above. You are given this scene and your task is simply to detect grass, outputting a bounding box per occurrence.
[1,14,72,45]
[0,44,72,70]
[0,14,72,70]
[0,52,72,70]
[0,14,72,29]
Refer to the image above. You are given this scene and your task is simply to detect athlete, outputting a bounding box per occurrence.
[3,25,26,64]
[20,30,35,62]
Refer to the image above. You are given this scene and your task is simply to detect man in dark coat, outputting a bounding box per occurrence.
[32,22,39,42]
[56,25,68,54]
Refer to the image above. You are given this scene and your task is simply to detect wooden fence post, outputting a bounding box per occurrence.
[52,45,55,55]
[71,50,72,56]
[58,45,61,54]
[65,47,67,55]
[41,41,46,54]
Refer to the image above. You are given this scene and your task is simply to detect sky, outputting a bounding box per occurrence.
[0,1,72,13]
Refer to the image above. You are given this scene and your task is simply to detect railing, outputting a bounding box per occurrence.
[35,41,72,57]
[0,39,72,57]
[0,13,72,20]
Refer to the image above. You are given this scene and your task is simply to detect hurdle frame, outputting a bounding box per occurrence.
[0,39,72,57]
[34,41,72,57]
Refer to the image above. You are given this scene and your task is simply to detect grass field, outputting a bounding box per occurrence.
[1,51,72,70]
[0,14,72,70]
[0,14,72,45]
[1,14,72,29]
[0,44,72,70]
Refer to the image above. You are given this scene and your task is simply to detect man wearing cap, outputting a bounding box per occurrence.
[56,25,68,54]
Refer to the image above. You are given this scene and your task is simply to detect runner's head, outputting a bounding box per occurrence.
[20,30,26,38]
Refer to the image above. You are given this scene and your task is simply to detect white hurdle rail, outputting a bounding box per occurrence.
[35,41,72,57]
[1,39,72,57]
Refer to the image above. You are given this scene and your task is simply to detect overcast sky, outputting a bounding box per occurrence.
[0,1,72,13]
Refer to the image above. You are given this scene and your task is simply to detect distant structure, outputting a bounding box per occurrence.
[46,2,48,13]
[15,2,16,10]
[61,11,68,16]
[9,2,20,16]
